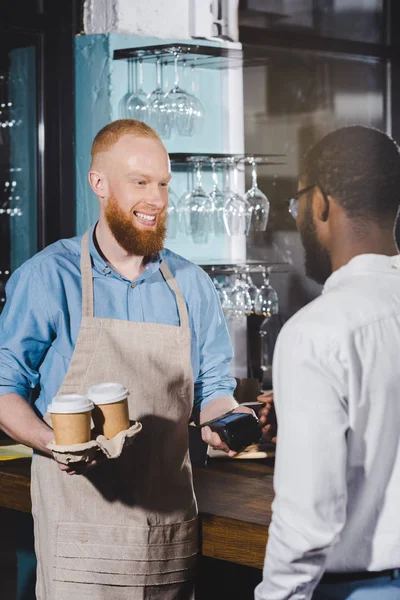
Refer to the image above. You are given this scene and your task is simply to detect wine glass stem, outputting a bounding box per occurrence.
[211,161,218,188]
[191,65,196,94]
[163,61,169,91]
[133,59,138,93]
[260,329,269,374]
[138,58,144,90]
[127,59,132,94]
[224,165,230,192]
[174,54,179,88]
[182,59,187,89]
[155,57,161,89]
[233,163,239,192]
[252,162,258,189]
[195,162,202,188]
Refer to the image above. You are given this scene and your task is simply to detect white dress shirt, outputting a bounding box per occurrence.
[255,254,400,600]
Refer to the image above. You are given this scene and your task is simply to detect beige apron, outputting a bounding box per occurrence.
[31,230,198,600]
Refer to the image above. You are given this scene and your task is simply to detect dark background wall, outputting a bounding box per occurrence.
[239,0,400,377]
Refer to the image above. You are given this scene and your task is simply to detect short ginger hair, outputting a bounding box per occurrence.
[91,119,161,162]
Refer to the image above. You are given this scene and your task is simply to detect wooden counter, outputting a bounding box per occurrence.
[0,455,274,569]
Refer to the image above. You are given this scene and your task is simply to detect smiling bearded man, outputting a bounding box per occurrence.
[89,119,171,277]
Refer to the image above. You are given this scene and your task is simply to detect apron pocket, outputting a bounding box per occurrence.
[54,520,198,587]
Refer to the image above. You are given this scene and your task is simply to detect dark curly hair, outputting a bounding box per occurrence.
[301,125,400,226]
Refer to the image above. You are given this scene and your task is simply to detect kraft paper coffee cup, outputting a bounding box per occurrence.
[48,394,94,445]
[88,383,130,439]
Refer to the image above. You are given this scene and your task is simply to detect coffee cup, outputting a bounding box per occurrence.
[48,394,94,445]
[88,383,130,439]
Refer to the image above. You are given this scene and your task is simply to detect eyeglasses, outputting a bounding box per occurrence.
[288,184,316,220]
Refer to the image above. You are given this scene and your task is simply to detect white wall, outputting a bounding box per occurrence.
[83,0,189,39]
[83,0,241,41]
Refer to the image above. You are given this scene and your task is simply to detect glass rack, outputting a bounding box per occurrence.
[169,153,286,166]
[200,261,290,276]
[113,43,244,70]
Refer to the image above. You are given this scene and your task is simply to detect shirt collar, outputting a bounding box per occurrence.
[323,253,400,294]
[87,222,162,283]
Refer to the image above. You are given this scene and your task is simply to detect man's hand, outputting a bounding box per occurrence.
[200,405,256,457]
[257,393,277,443]
[55,457,100,476]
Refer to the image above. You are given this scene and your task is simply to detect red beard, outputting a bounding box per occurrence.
[105,194,167,257]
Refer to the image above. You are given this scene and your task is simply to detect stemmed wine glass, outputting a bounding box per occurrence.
[256,268,279,389]
[185,62,205,136]
[244,158,270,232]
[164,53,192,136]
[147,57,172,138]
[223,159,252,236]
[180,161,214,244]
[210,159,225,236]
[119,59,134,118]
[259,317,274,392]
[167,186,179,239]
[244,270,259,314]
[254,268,279,317]
[127,58,149,122]
[227,271,253,318]
[177,165,195,235]
[212,277,231,314]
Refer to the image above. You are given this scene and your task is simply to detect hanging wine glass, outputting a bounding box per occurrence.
[147,57,172,138]
[175,59,195,137]
[227,271,253,318]
[259,317,274,391]
[244,269,259,314]
[210,159,225,236]
[254,268,279,317]
[167,186,179,239]
[221,158,235,199]
[126,58,149,122]
[223,159,252,236]
[119,58,134,118]
[177,165,195,236]
[244,158,270,232]
[185,62,205,137]
[212,277,230,312]
[220,275,234,315]
[180,161,214,244]
[164,53,192,136]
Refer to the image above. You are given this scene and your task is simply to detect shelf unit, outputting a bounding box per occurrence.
[112,43,289,276]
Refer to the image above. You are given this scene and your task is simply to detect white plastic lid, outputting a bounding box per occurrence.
[48,394,94,414]
[87,383,130,405]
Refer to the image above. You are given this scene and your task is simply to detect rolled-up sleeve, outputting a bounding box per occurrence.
[255,323,349,600]
[0,264,55,401]
[192,273,236,418]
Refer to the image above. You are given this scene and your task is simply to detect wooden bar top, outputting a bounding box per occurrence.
[0,455,274,569]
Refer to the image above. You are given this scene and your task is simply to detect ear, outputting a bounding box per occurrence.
[88,170,108,199]
[313,187,329,223]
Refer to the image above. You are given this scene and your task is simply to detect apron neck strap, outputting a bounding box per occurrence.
[160,261,189,329]
[80,229,94,318]
[81,230,190,328]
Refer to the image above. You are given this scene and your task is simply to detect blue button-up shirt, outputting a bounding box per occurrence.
[0,224,236,420]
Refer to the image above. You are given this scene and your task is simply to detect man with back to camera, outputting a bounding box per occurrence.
[255,125,400,600]
[0,118,256,600]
